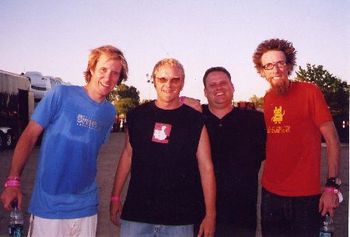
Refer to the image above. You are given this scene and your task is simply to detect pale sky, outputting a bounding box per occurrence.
[1,0,349,102]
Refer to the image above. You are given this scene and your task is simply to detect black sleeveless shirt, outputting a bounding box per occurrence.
[121,101,205,225]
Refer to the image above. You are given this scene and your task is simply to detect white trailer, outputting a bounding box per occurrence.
[25,71,67,104]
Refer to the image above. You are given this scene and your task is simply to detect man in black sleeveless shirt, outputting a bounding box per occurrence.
[110,59,216,237]
[201,67,266,237]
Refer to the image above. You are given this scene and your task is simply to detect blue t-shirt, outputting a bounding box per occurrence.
[28,85,116,219]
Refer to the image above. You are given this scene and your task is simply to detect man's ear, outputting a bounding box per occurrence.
[204,88,208,98]
[90,68,95,77]
[258,68,266,78]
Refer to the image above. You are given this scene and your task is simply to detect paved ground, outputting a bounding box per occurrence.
[0,132,348,236]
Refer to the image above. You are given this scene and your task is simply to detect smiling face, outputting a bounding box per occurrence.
[204,71,234,110]
[153,64,184,109]
[260,50,291,95]
[87,54,122,102]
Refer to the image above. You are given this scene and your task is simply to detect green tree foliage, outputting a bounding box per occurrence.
[107,84,140,116]
[296,64,349,116]
[249,94,264,110]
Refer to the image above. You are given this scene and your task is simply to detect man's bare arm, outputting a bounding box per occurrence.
[196,126,216,237]
[1,120,43,210]
[319,121,341,217]
[110,130,132,225]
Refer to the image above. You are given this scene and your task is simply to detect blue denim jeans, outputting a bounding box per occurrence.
[261,188,321,237]
[120,220,194,237]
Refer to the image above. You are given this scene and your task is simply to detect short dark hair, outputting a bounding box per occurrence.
[202,66,231,87]
[252,38,297,76]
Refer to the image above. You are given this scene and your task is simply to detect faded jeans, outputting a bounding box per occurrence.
[120,220,194,237]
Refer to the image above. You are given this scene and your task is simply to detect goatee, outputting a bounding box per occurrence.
[271,80,290,96]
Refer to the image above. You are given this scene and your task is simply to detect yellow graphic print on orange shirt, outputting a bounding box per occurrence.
[271,106,285,124]
[268,106,290,134]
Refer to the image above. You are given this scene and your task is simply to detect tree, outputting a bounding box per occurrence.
[296,64,349,117]
[107,84,140,116]
[249,94,264,110]
[296,64,349,142]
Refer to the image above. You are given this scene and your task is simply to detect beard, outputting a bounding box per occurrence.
[270,79,290,95]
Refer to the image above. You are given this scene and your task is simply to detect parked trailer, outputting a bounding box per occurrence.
[0,70,34,150]
[24,71,68,105]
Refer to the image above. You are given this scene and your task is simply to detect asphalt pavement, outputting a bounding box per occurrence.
[0,132,348,237]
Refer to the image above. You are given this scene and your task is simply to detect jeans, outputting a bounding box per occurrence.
[261,188,321,237]
[120,220,194,237]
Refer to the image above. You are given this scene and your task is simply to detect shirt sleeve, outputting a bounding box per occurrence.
[309,84,332,127]
[31,86,62,128]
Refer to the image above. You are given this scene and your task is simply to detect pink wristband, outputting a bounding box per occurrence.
[4,179,21,188]
[324,187,343,203]
[324,187,338,193]
[111,196,121,202]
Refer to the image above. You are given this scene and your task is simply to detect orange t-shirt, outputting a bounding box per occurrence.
[262,81,332,196]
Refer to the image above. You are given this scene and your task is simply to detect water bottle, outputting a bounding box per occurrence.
[319,213,334,237]
[8,201,24,237]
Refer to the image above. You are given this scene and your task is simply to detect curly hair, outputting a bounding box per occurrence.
[252,38,297,76]
[84,45,128,85]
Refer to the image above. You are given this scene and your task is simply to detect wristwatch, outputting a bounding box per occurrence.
[326,177,341,189]
[325,177,343,203]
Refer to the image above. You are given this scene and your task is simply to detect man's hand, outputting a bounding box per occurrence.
[197,214,215,237]
[109,200,123,226]
[181,96,202,112]
[319,191,339,217]
[1,187,23,211]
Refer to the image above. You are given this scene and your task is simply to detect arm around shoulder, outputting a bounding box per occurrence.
[181,96,202,112]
